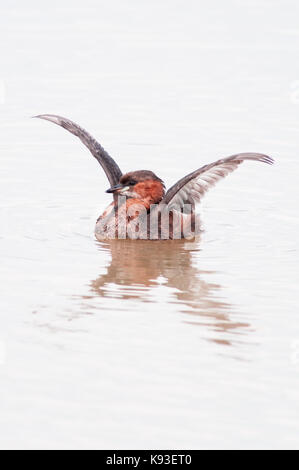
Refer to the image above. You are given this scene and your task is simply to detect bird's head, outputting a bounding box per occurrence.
[106,170,165,204]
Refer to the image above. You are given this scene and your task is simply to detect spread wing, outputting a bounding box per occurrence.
[161,153,274,209]
[34,114,122,187]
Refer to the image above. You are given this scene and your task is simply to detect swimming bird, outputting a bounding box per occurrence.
[34,114,274,240]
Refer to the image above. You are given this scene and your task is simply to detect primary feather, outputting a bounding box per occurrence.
[34,114,122,187]
[161,153,274,209]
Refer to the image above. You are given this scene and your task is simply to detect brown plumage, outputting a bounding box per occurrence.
[34,114,274,240]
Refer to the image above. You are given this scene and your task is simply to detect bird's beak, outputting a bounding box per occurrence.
[106,184,130,194]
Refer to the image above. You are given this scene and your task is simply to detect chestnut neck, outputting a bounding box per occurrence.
[133,180,165,206]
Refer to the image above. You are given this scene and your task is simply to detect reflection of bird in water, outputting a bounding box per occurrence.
[90,240,252,346]
[35,114,274,240]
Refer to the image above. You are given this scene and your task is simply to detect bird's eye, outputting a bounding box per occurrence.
[129,180,137,186]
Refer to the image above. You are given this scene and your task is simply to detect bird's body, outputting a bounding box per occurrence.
[35,114,274,240]
[95,169,199,240]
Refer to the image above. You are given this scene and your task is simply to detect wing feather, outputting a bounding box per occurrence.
[161,153,274,209]
[34,114,122,186]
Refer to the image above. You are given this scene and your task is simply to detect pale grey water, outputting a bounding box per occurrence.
[0,0,299,450]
